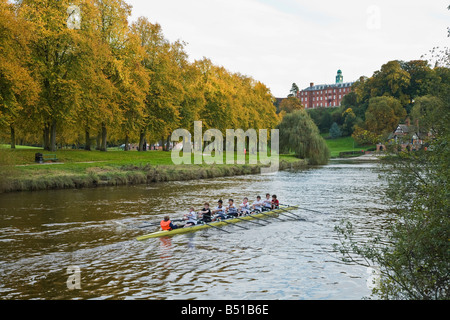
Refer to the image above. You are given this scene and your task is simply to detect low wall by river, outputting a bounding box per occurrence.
[0,159,308,193]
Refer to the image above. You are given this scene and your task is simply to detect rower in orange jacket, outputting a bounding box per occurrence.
[160,216,179,231]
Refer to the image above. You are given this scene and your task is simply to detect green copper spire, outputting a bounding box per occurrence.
[336,70,343,84]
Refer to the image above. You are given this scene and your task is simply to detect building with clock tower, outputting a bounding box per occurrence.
[297,70,354,109]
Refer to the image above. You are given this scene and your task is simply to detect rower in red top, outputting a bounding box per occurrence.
[271,194,279,209]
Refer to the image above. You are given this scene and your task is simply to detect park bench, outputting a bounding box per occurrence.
[35,153,58,163]
[43,154,58,162]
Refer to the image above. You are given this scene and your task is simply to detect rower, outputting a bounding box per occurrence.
[160,216,179,231]
[198,202,212,223]
[252,196,263,213]
[183,207,197,227]
[271,194,279,209]
[226,199,238,217]
[238,197,251,216]
[262,193,272,211]
[212,200,227,221]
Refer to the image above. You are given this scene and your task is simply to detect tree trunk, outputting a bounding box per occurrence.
[50,119,57,152]
[43,123,50,151]
[161,136,165,151]
[96,132,101,150]
[124,134,129,151]
[100,122,107,151]
[85,128,91,151]
[166,134,171,151]
[138,130,146,151]
[10,125,16,149]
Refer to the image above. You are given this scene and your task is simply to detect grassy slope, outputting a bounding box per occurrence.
[323,135,374,158]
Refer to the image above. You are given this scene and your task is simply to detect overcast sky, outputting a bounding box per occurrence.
[126,0,449,97]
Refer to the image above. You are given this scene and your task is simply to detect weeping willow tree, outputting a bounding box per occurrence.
[278,110,330,165]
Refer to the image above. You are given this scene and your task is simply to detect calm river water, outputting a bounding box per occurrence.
[0,160,388,300]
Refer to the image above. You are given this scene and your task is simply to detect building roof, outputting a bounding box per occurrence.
[302,82,354,92]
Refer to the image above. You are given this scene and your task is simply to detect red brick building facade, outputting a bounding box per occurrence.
[297,70,354,109]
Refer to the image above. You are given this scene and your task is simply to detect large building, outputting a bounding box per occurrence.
[297,70,354,109]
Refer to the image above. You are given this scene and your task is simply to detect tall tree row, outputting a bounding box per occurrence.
[0,0,280,150]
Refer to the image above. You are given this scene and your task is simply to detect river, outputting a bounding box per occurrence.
[0,160,388,300]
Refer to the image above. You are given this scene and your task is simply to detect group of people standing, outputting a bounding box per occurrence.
[160,194,280,231]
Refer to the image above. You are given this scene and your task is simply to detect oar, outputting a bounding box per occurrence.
[277,210,305,221]
[281,204,331,215]
[276,207,306,221]
[258,211,290,222]
[219,219,250,230]
[233,215,266,226]
[246,213,272,223]
[204,222,232,234]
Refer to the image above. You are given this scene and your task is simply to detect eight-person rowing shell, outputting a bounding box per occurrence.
[159,194,281,231]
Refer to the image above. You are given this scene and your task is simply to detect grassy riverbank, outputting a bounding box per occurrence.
[0,136,374,193]
[0,148,306,193]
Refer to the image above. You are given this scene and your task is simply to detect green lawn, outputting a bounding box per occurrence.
[323,135,374,158]
[0,144,41,150]
[0,147,305,192]
[0,147,300,171]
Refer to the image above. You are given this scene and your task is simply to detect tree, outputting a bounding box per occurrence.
[95,0,134,151]
[329,122,342,139]
[401,60,438,101]
[369,60,411,106]
[17,0,93,151]
[411,95,446,137]
[288,83,299,97]
[278,96,303,113]
[0,0,39,148]
[365,96,406,136]
[341,108,357,136]
[335,116,450,300]
[351,125,381,146]
[278,110,330,165]
[117,22,150,151]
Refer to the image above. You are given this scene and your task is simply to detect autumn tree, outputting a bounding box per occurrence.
[0,0,39,148]
[17,0,93,151]
[364,96,406,137]
[1,1,282,150]
[94,0,134,151]
[278,96,303,114]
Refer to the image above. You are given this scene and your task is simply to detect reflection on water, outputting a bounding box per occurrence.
[0,161,387,299]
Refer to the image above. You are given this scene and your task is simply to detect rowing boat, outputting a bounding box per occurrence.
[136,205,299,241]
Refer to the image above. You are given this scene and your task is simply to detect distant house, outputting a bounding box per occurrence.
[376,119,430,152]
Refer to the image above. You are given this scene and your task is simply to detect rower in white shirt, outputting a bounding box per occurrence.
[263,193,272,211]
[225,199,238,217]
[183,207,197,227]
[238,197,251,216]
[252,196,263,212]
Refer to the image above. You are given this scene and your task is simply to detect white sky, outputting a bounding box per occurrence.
[126,0,449,97]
